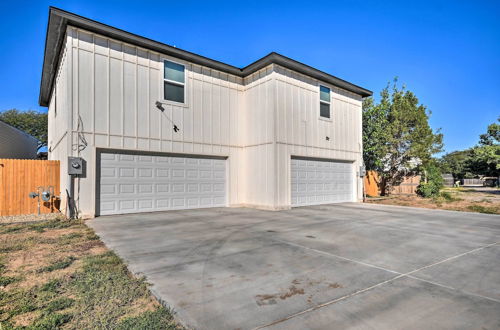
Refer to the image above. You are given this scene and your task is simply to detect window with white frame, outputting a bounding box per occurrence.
[163,60,185,103]
[319,85,330,118]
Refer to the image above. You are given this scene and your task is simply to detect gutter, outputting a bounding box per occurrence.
[39,7,372,107]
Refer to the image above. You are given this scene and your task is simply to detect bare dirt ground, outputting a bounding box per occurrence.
[367,187,500,214]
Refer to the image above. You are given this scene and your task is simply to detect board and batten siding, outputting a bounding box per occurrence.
[52,27,273,217]
[241,67,277,208]
[273,65,363,207]
[47,25,364,216]
[47,39,71,213]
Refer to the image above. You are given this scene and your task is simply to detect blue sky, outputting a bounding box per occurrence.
[0,0,498,154]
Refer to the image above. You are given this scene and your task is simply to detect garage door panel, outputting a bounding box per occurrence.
[100,152,226,215]
[291,158,353,207]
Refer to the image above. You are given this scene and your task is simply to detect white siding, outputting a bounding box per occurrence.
[48,36,71,213]
[240,67,276,208]
[273,66,363,207]
[48,26,365,217]
[63,27,246,217]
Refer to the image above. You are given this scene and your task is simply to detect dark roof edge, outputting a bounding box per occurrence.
[39,7,372,106]
[242,52,372,98]
[0,120,39,143]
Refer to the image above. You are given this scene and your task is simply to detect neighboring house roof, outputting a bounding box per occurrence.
[0,121,38,159]
[39,7,373,107]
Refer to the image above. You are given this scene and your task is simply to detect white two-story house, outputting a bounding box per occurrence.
[40,7,372,218]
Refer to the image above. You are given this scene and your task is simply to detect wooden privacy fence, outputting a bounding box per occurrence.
[364,170,421,197]
[0,159,60,216]
[463,178,483,186]
[364,171,380,197]
[391,175,421,195]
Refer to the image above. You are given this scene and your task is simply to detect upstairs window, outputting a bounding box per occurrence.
[164,60,185,103]
[319,85,330,118]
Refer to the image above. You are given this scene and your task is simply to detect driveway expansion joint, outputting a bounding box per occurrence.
[254,240,499,329]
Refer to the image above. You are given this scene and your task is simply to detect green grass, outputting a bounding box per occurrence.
[444,187,475,192]
[27,219,74,233]
[31,313,72,329]
[66,251,178,328]
[467,205,499,214]
[38,256,76,273]
[45,297,75,313]
[431,191,463,206]
[0,218,180,329]
[437,191,462,203]
[117,307,178,329]
[57,232,84,245]
[0,256,21,287]
[39,278,62,293]
[0,275,21,287]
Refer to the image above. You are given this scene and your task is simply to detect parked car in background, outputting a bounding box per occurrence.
[483,177,499,187]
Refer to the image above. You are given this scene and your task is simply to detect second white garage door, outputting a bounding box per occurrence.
[291,158,354,207]
[99,152,226,215]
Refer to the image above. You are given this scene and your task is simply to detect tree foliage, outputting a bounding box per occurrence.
[438,150,471,180]
[0,109,48,150]
[416,162,444,197]
[363,79,443,195]
[479,116,500,146]
[439,117,499,179]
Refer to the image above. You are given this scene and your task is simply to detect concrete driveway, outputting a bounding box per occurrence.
[88,203,500,330]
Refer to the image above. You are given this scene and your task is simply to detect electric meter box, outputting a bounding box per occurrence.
[68,157,85,176]
[359,166,366,177]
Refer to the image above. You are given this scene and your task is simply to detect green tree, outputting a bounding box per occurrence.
[416,162,444,197]
[439,117,500,179]
[479,117,500,146]
[473,118,499,177]
[438,149,471,180]
[0,109,48,150]
[466,145,499,177]
[363,79,443,195]
[362,97,389,171]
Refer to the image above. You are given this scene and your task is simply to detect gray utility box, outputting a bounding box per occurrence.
[68,157,85,176]
[359,166,366,177]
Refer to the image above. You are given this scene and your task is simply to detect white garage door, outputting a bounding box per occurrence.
[291,158,354,207]
[99,152,226,215]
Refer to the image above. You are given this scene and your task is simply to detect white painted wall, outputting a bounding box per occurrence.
[48,37,71,214]
[273,66,364,207]
[240,67,276,208]
[47,26,364,217]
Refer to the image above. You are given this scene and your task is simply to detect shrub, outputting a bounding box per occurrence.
[417,164,444,198]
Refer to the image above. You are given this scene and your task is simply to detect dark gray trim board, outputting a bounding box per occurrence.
[39,7,372,106]
[291,155,355,163]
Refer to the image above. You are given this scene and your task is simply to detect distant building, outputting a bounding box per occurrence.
[442,174,454,187]
[0,121,38,159]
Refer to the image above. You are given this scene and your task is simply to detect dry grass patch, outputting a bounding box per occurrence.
[0,217,182,329]
[367,188,500,215]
